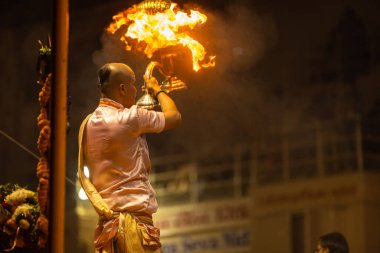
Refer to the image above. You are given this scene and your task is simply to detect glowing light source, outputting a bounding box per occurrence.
[107,2,215,72]
[78,188,88,200]
[84,165,90,178]
[78,166,89,200]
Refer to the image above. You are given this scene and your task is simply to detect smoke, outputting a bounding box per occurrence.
[206,3,277,73]
[92,1,277,78]
[92,33,148,78]
[90,2,279,153]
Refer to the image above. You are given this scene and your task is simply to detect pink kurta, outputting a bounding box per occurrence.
[84,98,165,215]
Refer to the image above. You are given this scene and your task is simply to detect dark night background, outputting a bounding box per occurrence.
[0,0,379,252]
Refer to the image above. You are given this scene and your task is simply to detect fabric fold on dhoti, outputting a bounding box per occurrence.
[94,212,161,253]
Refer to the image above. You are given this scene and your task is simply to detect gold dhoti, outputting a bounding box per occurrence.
[95,212,162,253]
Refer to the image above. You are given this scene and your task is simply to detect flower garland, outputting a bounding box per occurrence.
[0,41,51,251]
[0,184,41,251]
[35,72,51,248]
[34,41,52,249]
[36,72,51,217]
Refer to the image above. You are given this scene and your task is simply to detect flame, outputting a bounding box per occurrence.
[107,3,215,72]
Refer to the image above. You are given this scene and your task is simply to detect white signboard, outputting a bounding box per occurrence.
[161,228,251,253]
[154,198,250,236]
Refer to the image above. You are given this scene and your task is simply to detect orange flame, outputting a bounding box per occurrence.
[107,3,215,72]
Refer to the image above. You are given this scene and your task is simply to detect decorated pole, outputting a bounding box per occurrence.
[49,0,69,252]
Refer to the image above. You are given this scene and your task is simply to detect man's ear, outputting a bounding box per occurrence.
[119,83,126,95]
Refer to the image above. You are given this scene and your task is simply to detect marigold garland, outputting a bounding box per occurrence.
[0,40,51,251]
[35,72,51,248]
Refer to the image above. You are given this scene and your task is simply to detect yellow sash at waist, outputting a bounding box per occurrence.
[95,212,161,253]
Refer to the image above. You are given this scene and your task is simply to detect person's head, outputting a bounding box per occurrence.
[315,232,349,253]
[97,63,137,108]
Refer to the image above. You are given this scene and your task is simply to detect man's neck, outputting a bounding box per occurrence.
[99,98,124,109]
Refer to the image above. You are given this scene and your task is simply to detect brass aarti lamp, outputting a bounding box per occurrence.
[108,0,214,109]
[135,0,187,110]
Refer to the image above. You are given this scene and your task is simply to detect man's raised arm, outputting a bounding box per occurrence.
[145,77,182,131]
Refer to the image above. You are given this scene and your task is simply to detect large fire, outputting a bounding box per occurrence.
[106,2,215,72]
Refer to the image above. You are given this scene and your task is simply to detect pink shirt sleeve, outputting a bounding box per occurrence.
[126,105,165,134]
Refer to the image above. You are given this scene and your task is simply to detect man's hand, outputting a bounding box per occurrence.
[143,75,182,131]
[144,76,161,97]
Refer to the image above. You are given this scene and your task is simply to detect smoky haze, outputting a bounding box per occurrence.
[91,2,278,154]
[0,1,379,252]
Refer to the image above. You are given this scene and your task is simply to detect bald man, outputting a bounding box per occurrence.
[78,63,181,253]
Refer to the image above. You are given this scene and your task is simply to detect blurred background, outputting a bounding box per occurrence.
[1,0,380,252]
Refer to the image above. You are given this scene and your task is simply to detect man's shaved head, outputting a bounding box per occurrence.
[98,63,136,96]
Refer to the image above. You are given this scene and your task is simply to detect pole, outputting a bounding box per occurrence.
[49,0,69,252]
